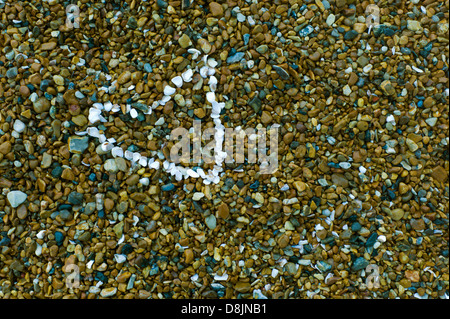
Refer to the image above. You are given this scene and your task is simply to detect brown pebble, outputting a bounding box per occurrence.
[17,204,27,219]
[209,2,224,17]
[217,202,229,219]
[184,248,194,264]
[234,281,251,293]
[104,198,115,211]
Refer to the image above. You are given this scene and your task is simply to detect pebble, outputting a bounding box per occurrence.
[209,2,223,17]
[226,52,245,64]
[351,257,369,272]
[100,287,117,298]
[326,14,335,26]
[391,209,405,221]
[205,215,217,230]
[178,34,192,49]
[33,97,51,113]
[68,136,89,154]
[13,120,26,133]
[6,67,18,79]
[7,191,27,208]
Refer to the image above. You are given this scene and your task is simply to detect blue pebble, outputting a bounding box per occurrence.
[418,100,423,108]
[226,52,245,64]
[387,189,396,200]
[40,79,50,91]
[0,237,11,246]
[55,231,64,246]
[400,47,411,55]
[162,183,175,191]
[351,222,362,232]
[144,63,152,73]
[51,166,63,178]
[331,29,340,38]
[68,191,84,205]
[88,173,97,182]
[352,257,369,272]
[344,30,358,40]
[249,181,260,189]
[149,264,159,275]
[243,34,250,45]
[98,210,105,218]
[162,205,173,213]
[299,25,314,37]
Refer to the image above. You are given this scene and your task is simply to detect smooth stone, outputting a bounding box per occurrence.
[217,202,229,219]
[299,25,314,37]
[7,191,27,208]
[68,192,83,205]
[331,173,348,187]
[344,30,358,40]
[72,114,88,126]
[178,34,192,48]
[197,38,212,54]
[351,257,369,272]
[115,157,128,172]
[234,282,251,293]
[13,120,26,133]
[0,141,11,155]
[407,20,422,32]
[33,97,51,113]
[205,215,217,230]
[68,136,89,154]
[425,117,437,126]
[256,45,268,54]
[6,67,18,79]
[272,65,290,80]
[326,14,335,26]
[162,183,175,191]
[104,159,119,173]
[248,96,262,114]
[209,2,224,17]
[226,52,245,64]
[100,287,117,298]
[391,208,405,221]
[84,202,96,215]
[285,262,297,275]
[380,80,395,96]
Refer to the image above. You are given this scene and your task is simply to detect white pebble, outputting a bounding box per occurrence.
[163,85,176,95]
[206,91,216,103]
[111,146,123,158]
[139,177,150,186]
[100,142,114,152]
[182,69,193,82]
[209,76,218,91]
[114,254,127,263]
[171,76,183,88]
[130,108,138,118]
[104,101,113,112]
[13,120,26,133]
[155,117,165,126]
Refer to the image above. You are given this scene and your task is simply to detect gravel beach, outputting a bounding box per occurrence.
[0,0,448,299]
